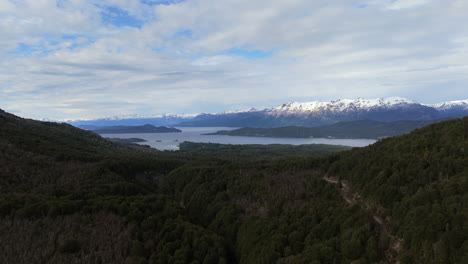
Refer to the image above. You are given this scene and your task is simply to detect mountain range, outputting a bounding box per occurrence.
[68,97,468,128]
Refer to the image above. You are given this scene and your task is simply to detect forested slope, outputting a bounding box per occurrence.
[207,119,440,139]
[0,108,466,264]
[0,109,371,263]
[0,109,218,264]
[326,117,467,263]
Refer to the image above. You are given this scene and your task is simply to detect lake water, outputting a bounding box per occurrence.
[102,127,376,150]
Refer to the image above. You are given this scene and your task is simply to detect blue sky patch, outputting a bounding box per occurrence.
[174,29,193,38]
[9,34,95,56]
[56,0,67,8]
[227,48,273,59]
[9,42,53,57]
[152,47,166,53]
[99,5,144,28]
[10,43,38,55]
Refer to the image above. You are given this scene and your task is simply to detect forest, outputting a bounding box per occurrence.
[0,108,466,264]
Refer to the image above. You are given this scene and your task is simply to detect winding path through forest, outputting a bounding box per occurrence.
[322,175,395,262]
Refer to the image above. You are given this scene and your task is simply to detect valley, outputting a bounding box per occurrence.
[0,108,466,263]
[3,1,467,263]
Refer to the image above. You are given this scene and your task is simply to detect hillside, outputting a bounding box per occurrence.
[325,117,468,263]
[178,141,351,157]
[207,119,440,139]
[0,108,466,263]
[106,137,147,144]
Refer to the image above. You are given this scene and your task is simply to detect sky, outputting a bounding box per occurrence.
[0,0,467,120]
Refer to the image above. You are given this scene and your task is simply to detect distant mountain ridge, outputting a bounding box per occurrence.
[67,97,468,128]
[92,124,181,134]
[178,97,467,127]
[206,119,444,139]
[70,114,195,129]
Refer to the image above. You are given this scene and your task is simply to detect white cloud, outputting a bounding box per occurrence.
[0,0,467,120]
[386,0,431,10]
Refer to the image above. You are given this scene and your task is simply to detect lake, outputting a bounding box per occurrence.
[102,127,376,150]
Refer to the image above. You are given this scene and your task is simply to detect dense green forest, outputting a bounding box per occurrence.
[107,137,148,144]
[0,108,466,263]
[206,119,442,139]
[325,117,468,263]
[178,141,351,157]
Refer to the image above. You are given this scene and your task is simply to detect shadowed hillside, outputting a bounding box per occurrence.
[325,117,467,263]
[0,108,466,263]
[206,119,442,139]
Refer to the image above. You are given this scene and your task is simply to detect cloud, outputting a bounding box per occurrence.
[0,0,467,120]
[227,48,274,59]
[386,0,431,10]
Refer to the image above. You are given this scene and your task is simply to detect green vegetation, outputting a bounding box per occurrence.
[106,137,147,144]
[179,141,350,157]
[206,119,442,139]
[0,108,466,263]
[326,118,468,263]
[58,239,81,254]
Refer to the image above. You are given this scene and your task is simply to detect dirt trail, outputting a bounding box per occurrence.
[322,176,338,184]
[322,175,393,261]
[322,176,356,205]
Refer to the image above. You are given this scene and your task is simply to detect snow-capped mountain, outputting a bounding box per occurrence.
[270,97,420,116]
[275,97,415,111]
[67,97,468,128]
[427,100,468,111]
[178,97,467,127]
[68,113,197,128]
[423,99,468,119]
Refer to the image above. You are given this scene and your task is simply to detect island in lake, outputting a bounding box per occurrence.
[106,138,147,144]
[93,124,181,134]
[205,119,441,139]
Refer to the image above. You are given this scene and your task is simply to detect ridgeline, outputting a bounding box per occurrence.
[206,119,442,139]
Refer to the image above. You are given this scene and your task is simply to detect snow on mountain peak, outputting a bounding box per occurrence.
[212,107,266,115]
[66,97,466,124]
[427,99,468,110]
[273,97,418,113]
[160,113,200,118]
